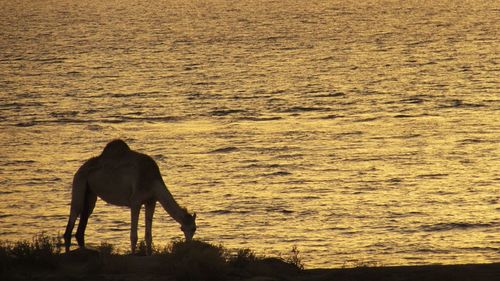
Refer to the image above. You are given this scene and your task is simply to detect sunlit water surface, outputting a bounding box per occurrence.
[0,0,499,268]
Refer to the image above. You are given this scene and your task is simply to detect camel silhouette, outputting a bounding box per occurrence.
[63,139,196,255]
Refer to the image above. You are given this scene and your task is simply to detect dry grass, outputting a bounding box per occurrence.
[0,233,304,280]
[0,233,62,271]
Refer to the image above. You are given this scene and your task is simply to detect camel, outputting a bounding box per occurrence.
[63,139,196,255]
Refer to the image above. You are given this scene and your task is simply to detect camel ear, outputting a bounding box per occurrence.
[193,212,197,220]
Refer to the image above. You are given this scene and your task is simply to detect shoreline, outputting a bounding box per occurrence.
[2,251,498,281]
[1,235,498,280]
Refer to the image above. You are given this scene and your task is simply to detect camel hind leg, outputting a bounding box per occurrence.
[63,209,79,253]
[75,191,97,248]
[64,174,89,252]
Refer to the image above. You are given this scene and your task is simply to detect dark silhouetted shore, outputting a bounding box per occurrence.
[1,234,498,281]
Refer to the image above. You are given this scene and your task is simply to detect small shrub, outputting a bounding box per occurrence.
[285,245,304,270]
[1,233,61,270]
[97,242,115,257]
[134,240,149,256]
[14,233,60,260]
[31,232,61,256]
[10,240,33,259]
[228,248,257,268]
[151,243,170,256]
[170,240,229,281]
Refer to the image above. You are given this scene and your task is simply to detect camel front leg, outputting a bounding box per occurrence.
[145,201,156,255]
[130,205,140,254]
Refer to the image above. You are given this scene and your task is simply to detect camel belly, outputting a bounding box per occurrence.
[87,166,137,206]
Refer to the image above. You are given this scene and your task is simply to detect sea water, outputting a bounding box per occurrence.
[0,0,498,268]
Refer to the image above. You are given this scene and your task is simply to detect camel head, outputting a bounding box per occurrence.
[181,212,197,241]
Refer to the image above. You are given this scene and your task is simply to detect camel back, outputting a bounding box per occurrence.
[101,139,130,159]
[92,139,164,187]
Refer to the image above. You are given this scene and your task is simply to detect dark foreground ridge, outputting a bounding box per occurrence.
[1,234,498,281]
[302,263,499,281]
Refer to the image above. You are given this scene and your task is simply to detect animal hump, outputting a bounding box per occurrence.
[101,139,131,158]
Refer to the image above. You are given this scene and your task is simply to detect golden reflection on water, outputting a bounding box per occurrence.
[0,0,499,268]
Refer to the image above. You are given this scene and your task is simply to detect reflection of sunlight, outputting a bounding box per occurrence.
[1,0,499,268]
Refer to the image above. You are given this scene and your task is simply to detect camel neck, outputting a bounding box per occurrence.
[155,182,188,225]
